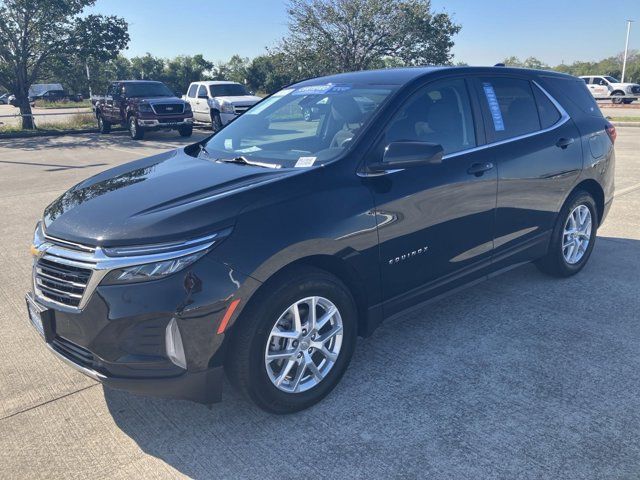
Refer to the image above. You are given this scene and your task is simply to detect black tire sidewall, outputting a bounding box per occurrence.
[550,191,598,275]
[179,125,193,137]
[211,111,222,132]
[129,115,143,139]
[239,270,357,413]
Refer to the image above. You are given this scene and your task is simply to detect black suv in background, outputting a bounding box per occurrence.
[27,67,615,413]
[94,80,193,139]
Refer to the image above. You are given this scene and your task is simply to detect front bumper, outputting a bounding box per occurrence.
[26,253,259,404]
[220,112,238,126]
[138,117,193,129]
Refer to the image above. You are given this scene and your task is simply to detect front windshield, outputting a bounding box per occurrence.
[203,84,396,168]
[210,84,249,97]
[604,76,619,83]
[124,82,174,97]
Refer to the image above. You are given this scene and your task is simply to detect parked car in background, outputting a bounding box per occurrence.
[184,81,261,131]
[0,93,11,104]
[94,80,193,139]
[26,66,615,413]
[580,75,640,104]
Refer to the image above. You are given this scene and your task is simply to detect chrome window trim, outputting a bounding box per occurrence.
[361,80,570,175]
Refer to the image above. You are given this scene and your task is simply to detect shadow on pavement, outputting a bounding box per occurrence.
[104,236,640,478]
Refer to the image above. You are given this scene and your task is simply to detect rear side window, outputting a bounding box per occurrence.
[541,76,601,117]
[187,84,198,98]
[532,85,562,129]
[478,77,540,141]
[197,85,207,98]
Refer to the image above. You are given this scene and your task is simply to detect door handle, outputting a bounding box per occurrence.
[556,137,575,149]
[467,162,494,176]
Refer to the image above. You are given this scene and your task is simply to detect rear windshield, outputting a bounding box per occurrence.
[124,82,174,98]
[209,84,249,97]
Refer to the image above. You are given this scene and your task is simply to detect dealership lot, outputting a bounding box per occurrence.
[0,128,639,478]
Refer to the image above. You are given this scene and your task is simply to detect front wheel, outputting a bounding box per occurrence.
[210,110,223,132]
[128,115,144,140]
[612,92,625,105]
[97,114,111,134]
[535,190,598,277]
[226,267,357,413]
[178,125,193,137]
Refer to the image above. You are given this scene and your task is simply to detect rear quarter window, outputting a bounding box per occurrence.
[540,76,602,118]
[532,85,562,129]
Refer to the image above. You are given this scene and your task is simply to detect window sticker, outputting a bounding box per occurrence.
[294,156,317,167]
[291,84,352,96]
[482,83,505,132]
[236,146,262,153]
[224,138,233,149]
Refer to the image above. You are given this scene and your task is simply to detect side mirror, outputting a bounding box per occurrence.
[368,141,444,172]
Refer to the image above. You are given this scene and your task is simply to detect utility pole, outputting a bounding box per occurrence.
[85,61,92,99]
[621,20,634,83]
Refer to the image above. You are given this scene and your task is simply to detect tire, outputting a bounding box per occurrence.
[612,91,625,105]
[226,266,357,413]
[210,110,223,132]
[178,125,193,137]
[128,115,144,140]
[535,190,598,277]
[97,114,111,134]
[623,98,634,105]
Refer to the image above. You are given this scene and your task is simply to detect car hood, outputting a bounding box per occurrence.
[216,95,262,105]
[43,148,292,247]
[611,82,640,88]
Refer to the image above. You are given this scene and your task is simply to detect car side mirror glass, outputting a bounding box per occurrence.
[368,141,444,172]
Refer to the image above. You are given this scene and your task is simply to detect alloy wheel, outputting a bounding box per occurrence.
[264,296,343,393]
[562,204,592,264]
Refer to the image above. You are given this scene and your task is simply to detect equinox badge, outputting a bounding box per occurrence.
[388,246,429,265]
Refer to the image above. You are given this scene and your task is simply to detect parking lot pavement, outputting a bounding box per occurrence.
[1,129,639,479]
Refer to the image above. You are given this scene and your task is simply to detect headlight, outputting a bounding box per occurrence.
[102,251,207,285]
[138,103,153,113]
[220,102,235,114]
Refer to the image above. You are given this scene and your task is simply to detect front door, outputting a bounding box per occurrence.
[366,77,498,316]
[195,84,210,122]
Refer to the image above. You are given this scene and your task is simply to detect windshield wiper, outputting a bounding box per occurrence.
[216,156,281,169]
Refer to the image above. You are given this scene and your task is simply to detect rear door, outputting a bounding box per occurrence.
[104,83,118,121]
[471,75,583,268]
[367,77,498,315]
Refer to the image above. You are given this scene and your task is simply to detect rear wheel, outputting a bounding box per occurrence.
[97,114,111,134]
[535,190,598,277]
[128,115,144,140]
[226,267,357,413]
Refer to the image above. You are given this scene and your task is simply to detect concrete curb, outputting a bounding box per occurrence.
[610,122,640,128]
[0,127,125,139]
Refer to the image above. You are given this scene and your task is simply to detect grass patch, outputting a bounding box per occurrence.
[0,112,97,134]
[608,116,640,122]
[33,99,93,109]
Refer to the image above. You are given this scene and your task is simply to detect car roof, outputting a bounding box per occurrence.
[293,66,575,87]
[116,80,165,84]
[194,81,241,86]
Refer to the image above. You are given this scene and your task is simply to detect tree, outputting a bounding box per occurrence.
[279,0,461,78]
[0,0,128,129]
[164,55,213,94]
[246,53,298,94]
[130,53,164,81]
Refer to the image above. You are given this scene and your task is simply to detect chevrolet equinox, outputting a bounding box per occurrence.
[27,67,615,413]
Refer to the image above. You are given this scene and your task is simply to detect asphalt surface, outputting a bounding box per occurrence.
[1,128,640,479]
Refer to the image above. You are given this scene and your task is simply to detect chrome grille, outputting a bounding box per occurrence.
[233,105,251,115]
[152,103,185,115]
[35,257,92,308]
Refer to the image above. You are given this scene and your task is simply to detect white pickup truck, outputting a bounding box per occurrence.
[183,81,262,131]
[580,75,640,104]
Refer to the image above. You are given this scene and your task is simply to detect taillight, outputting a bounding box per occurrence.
[605,122,617,144]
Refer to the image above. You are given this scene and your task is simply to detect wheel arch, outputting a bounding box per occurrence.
[570,179,605,225]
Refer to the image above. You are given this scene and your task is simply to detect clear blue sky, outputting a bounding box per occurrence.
[86,0,639,66]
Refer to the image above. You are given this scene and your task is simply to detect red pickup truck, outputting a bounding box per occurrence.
[95,80,193,140]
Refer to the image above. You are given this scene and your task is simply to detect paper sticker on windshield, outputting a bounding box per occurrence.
[295,156,317,167]
[224,138,233,149]
[236,146,261,153]
[292,84,352,96]
[482,83,505,132]
[273,88,294,97]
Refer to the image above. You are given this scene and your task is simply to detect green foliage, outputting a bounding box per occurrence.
[0,0,128,128]
[278,0,461,78]
[552,51,640,83]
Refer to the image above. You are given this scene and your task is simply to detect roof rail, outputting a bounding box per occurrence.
[494,63,506,67]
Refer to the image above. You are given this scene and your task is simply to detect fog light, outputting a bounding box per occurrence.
[165,318,187,369]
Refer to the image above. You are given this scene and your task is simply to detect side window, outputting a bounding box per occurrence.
[594,77,607,86]
[532,85,562,129]
[582,77,590,84]
[384,78,476,156]
[187,84,198,98]
[198,85,207,98]
[478,77,540,141]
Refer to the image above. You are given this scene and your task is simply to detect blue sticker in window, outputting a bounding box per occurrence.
[291,84,352,96]
[482,83,505,132]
